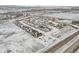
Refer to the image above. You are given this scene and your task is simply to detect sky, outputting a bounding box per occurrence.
[0,0,79,6]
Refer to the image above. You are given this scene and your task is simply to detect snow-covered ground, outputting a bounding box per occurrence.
[0,20,45,53]
[0,6,79,53]
[45,13,79,21]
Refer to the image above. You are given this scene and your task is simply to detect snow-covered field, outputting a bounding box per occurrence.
[45,13,79,21]
[0,20,45,53]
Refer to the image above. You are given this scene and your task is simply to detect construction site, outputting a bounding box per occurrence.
[0,6,79,53]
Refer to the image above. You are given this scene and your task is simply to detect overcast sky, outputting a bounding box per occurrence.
[0,0,79,6]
